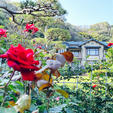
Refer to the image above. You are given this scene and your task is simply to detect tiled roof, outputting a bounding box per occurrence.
[63,41,84,46]
[64,39,108,48]
[101,42,108,46]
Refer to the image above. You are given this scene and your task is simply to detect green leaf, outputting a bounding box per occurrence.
[0,96,3,102]
[38,105,47,113]
[8,84,16,93]
[15,81,24,87]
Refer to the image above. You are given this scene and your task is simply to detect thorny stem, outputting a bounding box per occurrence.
[1,71,15,107]
[47,98,50,113]
[48,71,52,83]
[6,71,15,87]
[46,71,52,112]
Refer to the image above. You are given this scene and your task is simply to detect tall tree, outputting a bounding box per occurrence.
[0,0,66,25]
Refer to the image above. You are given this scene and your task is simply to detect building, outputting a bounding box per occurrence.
[58,39,109,65]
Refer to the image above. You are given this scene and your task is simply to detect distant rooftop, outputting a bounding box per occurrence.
[63,39,108,48]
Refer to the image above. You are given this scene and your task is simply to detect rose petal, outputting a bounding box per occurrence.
[0,54,7,58]
[21,71,36,81]
[7,60,21,70]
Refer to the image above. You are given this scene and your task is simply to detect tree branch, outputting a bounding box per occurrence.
[0,6,23,14]
[0,3,59,25]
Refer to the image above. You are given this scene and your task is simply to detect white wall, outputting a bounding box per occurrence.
[81,41,104,65]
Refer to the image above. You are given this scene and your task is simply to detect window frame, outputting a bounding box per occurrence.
[86,48,99,56]
[70,49,80,57]
[72,51,79,57]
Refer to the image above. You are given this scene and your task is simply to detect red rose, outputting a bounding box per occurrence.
[32,27,39,34]
[0,44,40,81]
[92,85,97,89]
[24,24,39,34]
[0,29,7,37]
[108,43,113,47]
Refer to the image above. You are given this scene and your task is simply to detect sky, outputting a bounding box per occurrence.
[59,0,113,26]
[10,0,113,26]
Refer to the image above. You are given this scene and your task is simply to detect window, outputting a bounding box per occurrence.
[58,49,66,53]
[87,48,99,56]
[72,51,79,57]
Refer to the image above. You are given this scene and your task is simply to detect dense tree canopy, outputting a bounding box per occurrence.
[78,22,112,41]
[45,28,71,41]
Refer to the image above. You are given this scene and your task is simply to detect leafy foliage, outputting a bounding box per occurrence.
[78,22,112,41]
[45,28,71,41]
